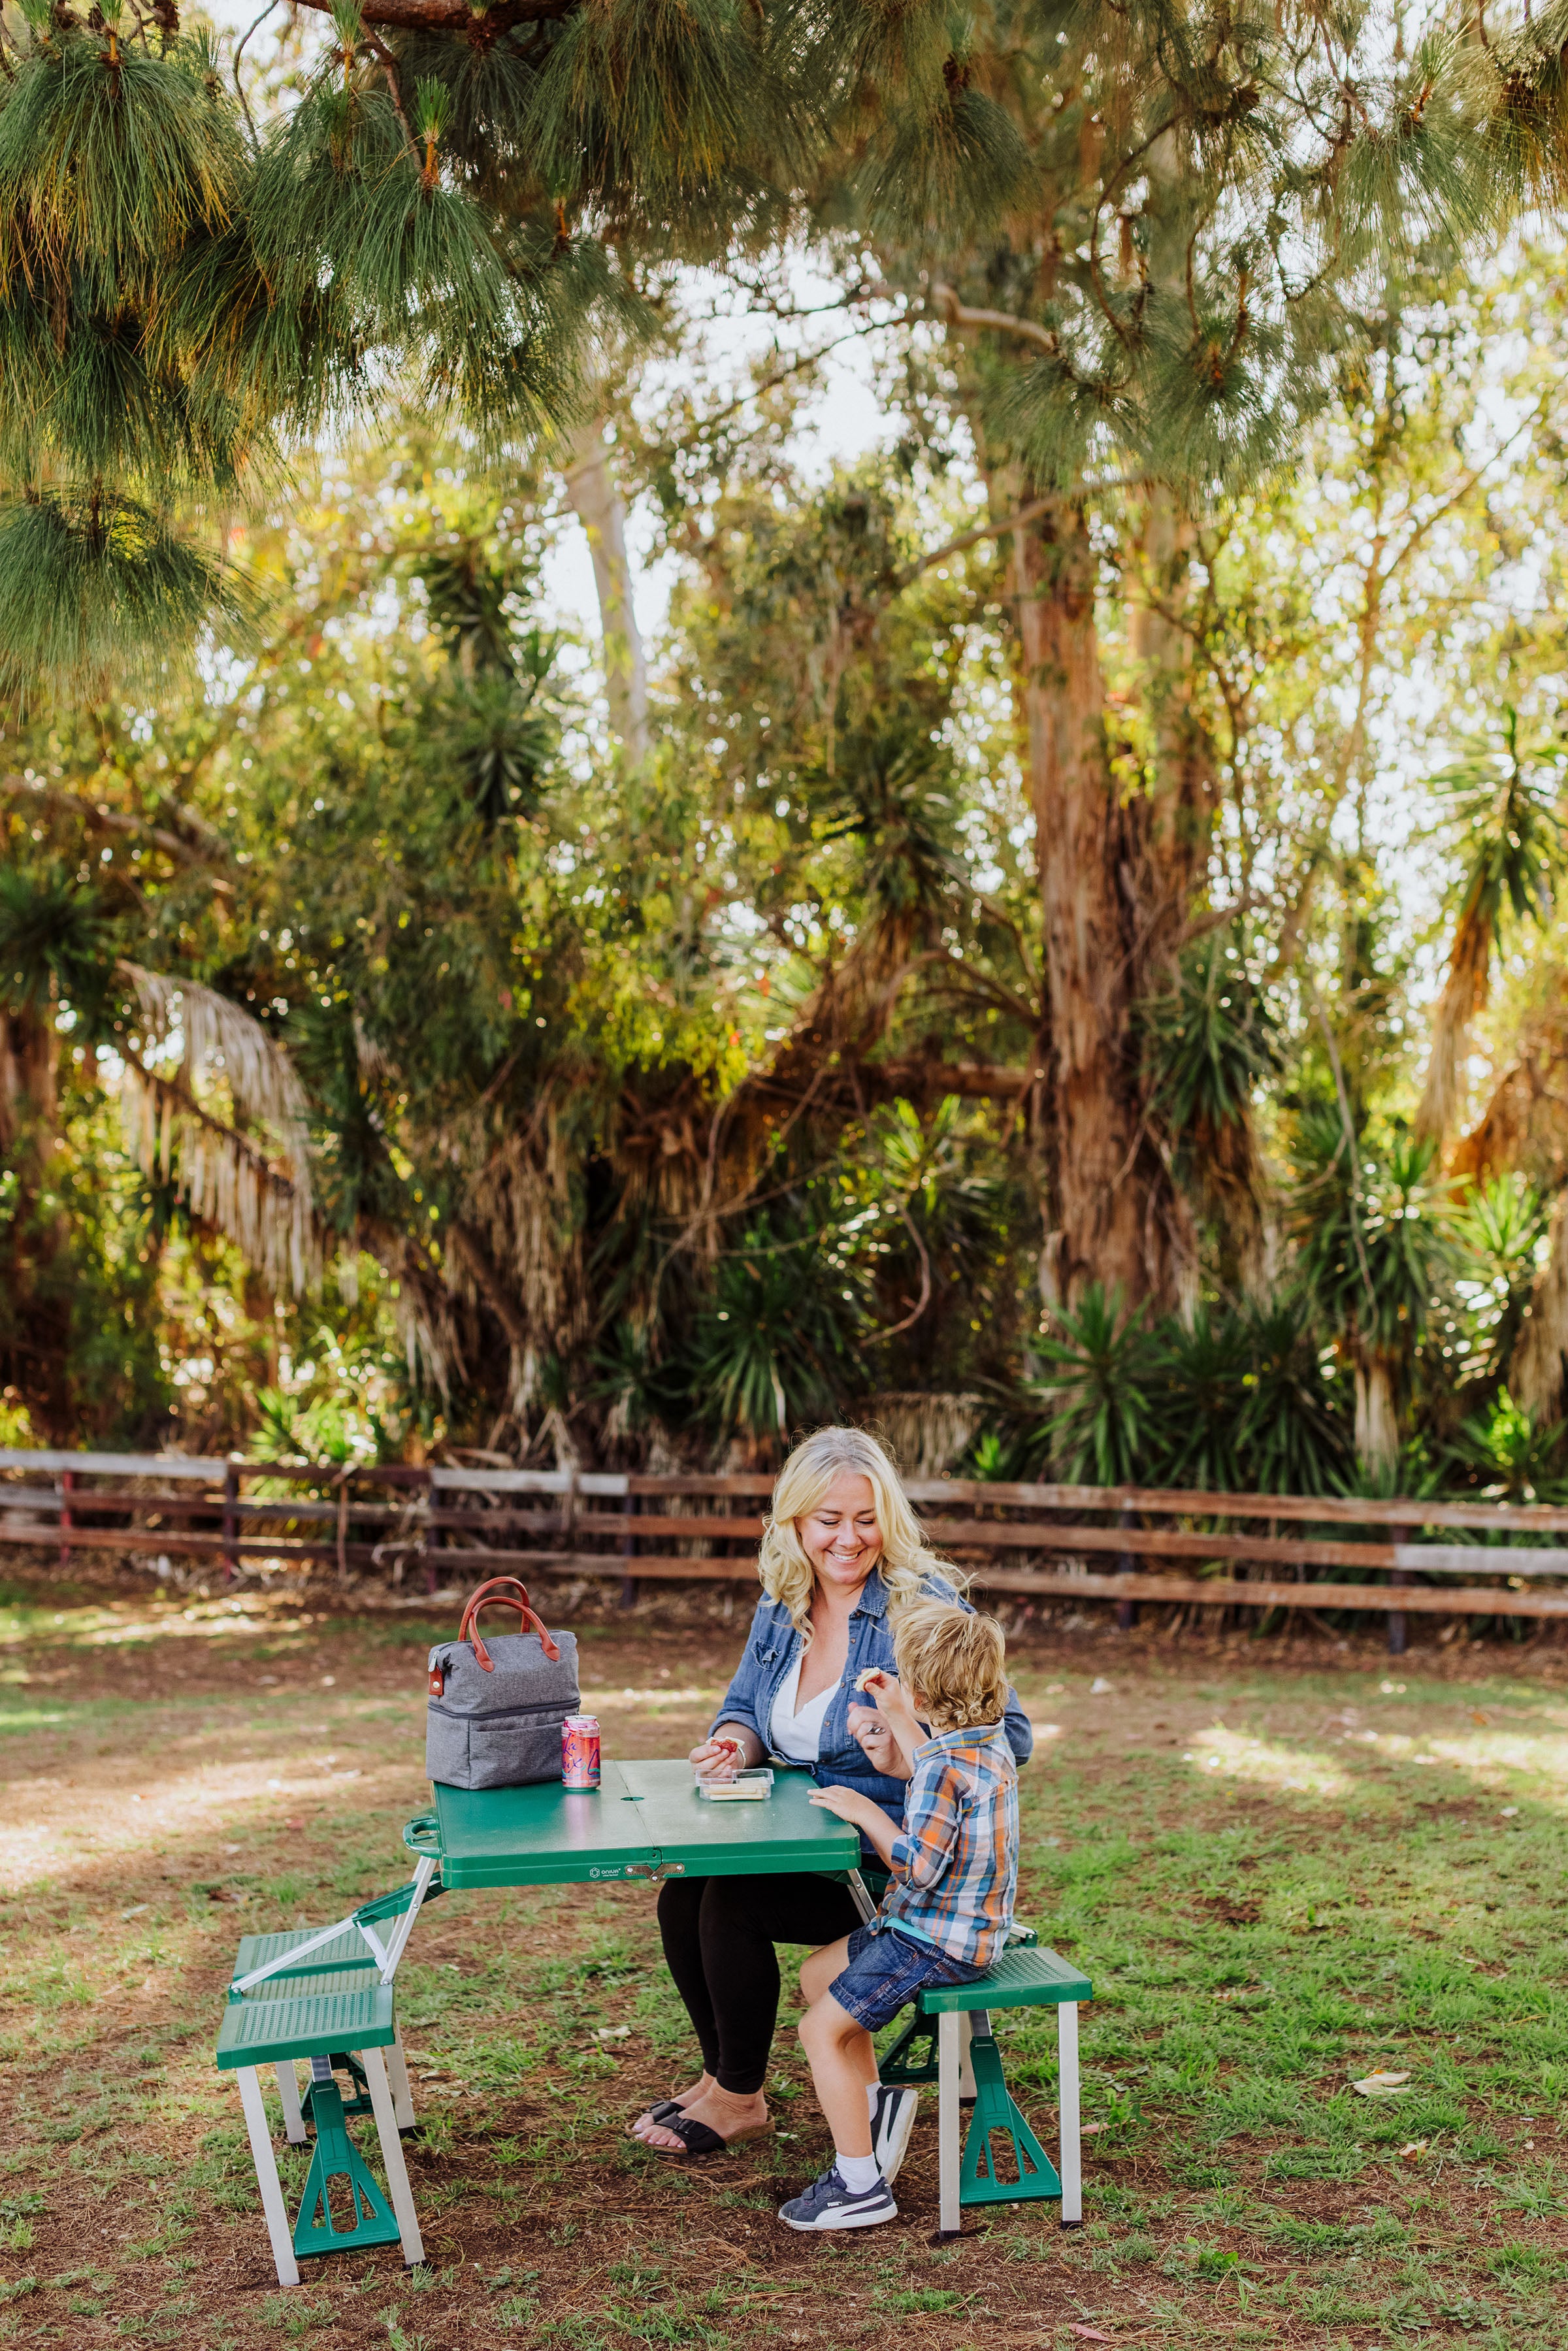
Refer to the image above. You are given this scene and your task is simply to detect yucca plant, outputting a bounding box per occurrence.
[1416,709,1567,1146]
[1290,1112,1458,1473]
[1445,1388,1568,1507]
[1021,1286,1159,1487]
[687,1221,860,1455]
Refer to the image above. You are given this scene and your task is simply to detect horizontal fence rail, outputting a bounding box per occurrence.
[3,1451,1566,1650]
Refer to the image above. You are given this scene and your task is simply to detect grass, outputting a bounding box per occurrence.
[0,1570,1564,2345]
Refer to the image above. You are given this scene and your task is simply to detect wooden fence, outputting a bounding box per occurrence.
[5,1449,1568,1652]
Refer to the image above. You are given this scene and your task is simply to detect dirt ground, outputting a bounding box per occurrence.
[1,1568,1565,2350]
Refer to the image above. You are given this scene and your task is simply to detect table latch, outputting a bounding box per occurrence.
[624,1861,686,1882]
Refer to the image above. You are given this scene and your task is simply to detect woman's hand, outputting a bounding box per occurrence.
[847,1702,913,1782]
[689,1732,753,1782]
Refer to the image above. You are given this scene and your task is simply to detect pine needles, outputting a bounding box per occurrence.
[0,488,259,698]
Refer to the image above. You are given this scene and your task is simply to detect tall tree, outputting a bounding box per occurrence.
[837,0,1532,1308]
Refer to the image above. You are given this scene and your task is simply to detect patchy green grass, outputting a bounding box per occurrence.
[0,1573,1564,2345]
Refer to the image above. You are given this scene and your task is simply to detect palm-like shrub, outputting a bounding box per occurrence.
[1021,1287,1158,1487]
[687,1219,861,1455]
[1290,1114,1458,1471]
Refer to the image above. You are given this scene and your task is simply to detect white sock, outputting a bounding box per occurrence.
[836,2151,881,2194]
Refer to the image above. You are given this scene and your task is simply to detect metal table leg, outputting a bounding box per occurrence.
[386,2024,416,2132]
[937,2012,962,2238]
[1058,2001,1082,2227]
[275,2060,306,2145]
[237,2066,300,2286]
[362,2046,425,2265]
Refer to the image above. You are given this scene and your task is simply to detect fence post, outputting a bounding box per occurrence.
[619,1488,639,1611]
[1387,1524,1410,1658]
[1115,1505,1137,1630]
[222,1462,240,1585]
[58,1467,73,1573]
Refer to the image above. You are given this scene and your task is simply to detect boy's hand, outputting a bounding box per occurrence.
[856,1669,923,1740]
[809,1785,881,1829]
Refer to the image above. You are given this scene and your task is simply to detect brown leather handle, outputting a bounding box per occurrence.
[457,1577,561,1670]
[457,1575,532,1637]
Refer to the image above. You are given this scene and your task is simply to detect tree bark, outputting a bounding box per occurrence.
[1354,1353,1400,1473]
[0,1002,70,1432]
[1008,497,1192,1312]
[562,418,649,764]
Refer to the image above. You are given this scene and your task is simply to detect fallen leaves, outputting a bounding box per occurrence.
[1351,2069,1411,2097]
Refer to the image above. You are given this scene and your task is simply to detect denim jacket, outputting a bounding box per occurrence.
[710,1570,1034,1852]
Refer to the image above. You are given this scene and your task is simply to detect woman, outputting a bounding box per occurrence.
[631,1425,1034,2158]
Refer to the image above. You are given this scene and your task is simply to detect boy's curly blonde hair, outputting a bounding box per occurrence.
[892,1599,1007,1732]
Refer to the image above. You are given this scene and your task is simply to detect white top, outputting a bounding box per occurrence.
[768,1653,837,1762]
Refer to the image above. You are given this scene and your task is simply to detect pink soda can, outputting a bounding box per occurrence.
[562,1714,601,1789]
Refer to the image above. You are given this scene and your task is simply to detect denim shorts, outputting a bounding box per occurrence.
[828,1920,985,2032]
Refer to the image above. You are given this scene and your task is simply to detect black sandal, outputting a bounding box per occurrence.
[644,2112,772,2161]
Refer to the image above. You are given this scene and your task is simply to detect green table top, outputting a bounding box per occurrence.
[423,1756,861,1891]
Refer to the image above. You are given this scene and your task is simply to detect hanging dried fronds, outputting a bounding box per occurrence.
[116,961,322,1292]
[1511,1192,1568,1424]
[120,959,312,1174]
[119,1053,321,1293]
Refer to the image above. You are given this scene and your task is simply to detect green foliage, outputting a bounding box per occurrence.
[1010,1294,1349,1496]
[687,1218,858,1445]
[1024,1287,1158,1488]
[1429,708,1567,945]
[0,491,257,698]
[1290,1119,1458,1362]
[1142,933,1281,1144]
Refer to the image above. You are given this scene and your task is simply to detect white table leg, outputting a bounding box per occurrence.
[1057,2001,1082,2227]
[938,2012,962,2237]
[237,2066,300,2286]
[274,2060,306,2145]
[958,2011,977,2099]
[386,2024,416,2132]
[361,2046,425,2265]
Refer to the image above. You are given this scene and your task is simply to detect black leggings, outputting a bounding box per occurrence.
[655,1872,863,2096]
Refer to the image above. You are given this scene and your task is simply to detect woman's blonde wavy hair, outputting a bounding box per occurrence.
[757,1426,966,1639]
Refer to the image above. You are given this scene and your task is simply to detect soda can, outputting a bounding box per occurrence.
[562,1713,601,1789]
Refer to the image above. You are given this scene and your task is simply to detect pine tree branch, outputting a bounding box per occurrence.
[929,282,1057,352]
[1,774,234,886]
[359,26,417,153]
[288,0,573,30]
[231,0,278,144]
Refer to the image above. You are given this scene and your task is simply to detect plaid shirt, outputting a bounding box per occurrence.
[881,1719,1018,1969]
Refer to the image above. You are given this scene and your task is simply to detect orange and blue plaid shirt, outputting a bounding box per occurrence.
[881,1719,1018,1969]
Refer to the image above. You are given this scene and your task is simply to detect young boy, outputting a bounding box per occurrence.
[783,1598,1019,2231]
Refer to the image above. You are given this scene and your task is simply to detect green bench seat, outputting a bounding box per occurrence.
[218,1937,423,2287]
[881,1938,1092,2239]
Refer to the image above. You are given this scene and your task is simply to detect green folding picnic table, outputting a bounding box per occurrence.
[400,1757,864,1888]
[226,1758,1087,2277]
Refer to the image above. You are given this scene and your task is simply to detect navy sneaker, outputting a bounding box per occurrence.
[777,2163,897,2231]
[868,2084,919,2186]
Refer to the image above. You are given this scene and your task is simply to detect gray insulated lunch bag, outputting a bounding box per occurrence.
[426,1577,580,1790]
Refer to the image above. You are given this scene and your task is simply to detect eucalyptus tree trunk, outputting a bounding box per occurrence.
[0,1000,69,1429]
[1354,1353,1401,1475]
[1008,497,1194,1311]
[563,418,649,765]
[1130,490,1269,1299]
